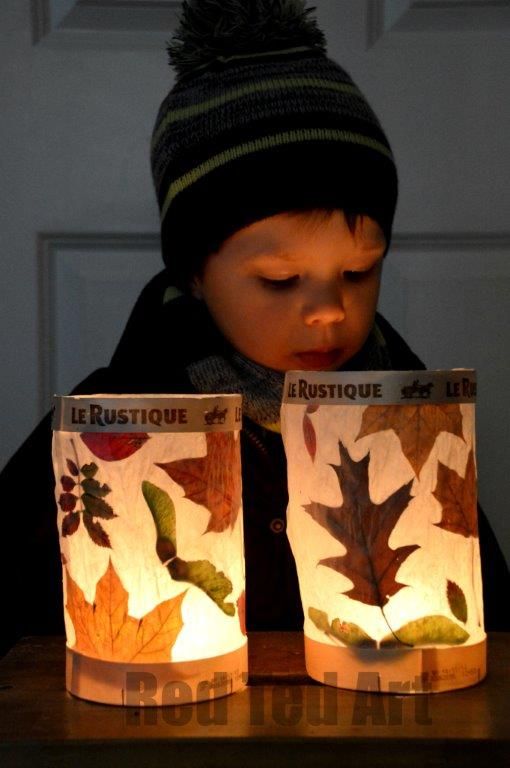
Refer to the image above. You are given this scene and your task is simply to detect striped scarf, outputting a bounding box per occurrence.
[187,322,392,430]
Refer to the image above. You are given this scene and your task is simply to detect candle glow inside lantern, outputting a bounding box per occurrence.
[52,394,247,705]
[281,370,486,693]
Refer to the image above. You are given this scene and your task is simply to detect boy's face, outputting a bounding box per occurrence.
[193,210,386,372]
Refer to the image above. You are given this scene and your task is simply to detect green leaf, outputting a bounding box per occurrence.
[168,556,234,616]
[81,477,111,499]
[308,607,330,633]
[330,618,377,648]
[308,606,376,648]
[447,580,468,623]
[81,462,98,479]
[142,480,177,563]
[81,493,116,520]
[380,615,469,648]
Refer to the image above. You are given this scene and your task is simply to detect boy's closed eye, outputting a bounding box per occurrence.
[258,263,381,290]
[258,275,299,290]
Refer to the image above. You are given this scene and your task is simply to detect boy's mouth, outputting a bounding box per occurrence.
[294,348,343,369]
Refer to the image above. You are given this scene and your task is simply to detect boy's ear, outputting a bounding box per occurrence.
[189,276,203,300]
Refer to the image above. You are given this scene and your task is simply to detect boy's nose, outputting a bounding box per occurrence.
[302,283,346,326]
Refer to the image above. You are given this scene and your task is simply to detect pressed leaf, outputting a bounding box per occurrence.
[433,450,478,538]
[66,458,79,477]
[330,618,377,648]
[83,512,112,548]
[308,607,376,648]
[62,512,80,537]
[447,580,468,623]
[61,475,76,492]
[380,615,469,647]
[156,432,241,533]
[81,477,111,499]
[303,413,317,461]
[81,462,99,479]
[82,493,116,520]
[357,403,464,477]
[142,480,177,563]
[168,556,234,616]
[65,560,185,662]
[308,607,330,633]
[59,492,77,512]
[237,590,246,636]
[304,441,417,608]
[81,433,150,462]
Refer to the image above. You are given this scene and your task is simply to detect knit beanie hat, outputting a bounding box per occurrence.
[151,0,398,289]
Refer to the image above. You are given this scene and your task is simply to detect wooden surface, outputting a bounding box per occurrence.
[0,633,509,767]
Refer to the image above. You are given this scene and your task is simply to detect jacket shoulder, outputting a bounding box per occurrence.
[376,312,426,371]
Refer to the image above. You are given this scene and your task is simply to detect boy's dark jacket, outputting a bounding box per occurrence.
[1,270,509,656]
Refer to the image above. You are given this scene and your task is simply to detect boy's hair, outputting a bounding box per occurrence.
[151,0,398,289]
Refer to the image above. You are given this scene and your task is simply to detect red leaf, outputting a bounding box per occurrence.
[61,475,76,491]
[156,432,241,533]
[59,492,78,512]
[304,441,417,608]
[303,413,317,461]
[447,580,468,623]
[66,459,80,477]
[62,512,81,537]
[80,432,150,461]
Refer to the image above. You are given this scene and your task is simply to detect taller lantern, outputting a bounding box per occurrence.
[281,370,486,693]
[52,394,247,705]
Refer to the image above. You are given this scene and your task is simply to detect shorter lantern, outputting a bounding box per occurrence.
[52,394,247,705]
[281,370,486,693]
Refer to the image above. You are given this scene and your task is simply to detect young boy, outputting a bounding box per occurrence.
[0,0,508,655]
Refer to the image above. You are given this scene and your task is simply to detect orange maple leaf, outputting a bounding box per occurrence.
[357,403,464,477]
[65,560,185,662]
[433,450,478,538]
[156,432,241,533]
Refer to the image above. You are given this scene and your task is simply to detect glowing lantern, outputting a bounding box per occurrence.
[52,394,247,705]
[281,370,486,693]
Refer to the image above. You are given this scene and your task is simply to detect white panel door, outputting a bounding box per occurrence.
[1,0,509,561]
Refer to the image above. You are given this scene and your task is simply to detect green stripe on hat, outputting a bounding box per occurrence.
[151,77,362,149]
[161,128,394,222]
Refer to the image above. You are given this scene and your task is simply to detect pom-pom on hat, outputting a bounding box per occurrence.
[151,0,398,288]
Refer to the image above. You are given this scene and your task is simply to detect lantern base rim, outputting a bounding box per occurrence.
[66,641,248,706]
[304,635,487,693]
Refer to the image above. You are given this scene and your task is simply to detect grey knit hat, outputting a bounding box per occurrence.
[151,0,398,288]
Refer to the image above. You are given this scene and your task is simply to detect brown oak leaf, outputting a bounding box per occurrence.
[65,560,185,662]
[357,403,464,477]
[433,450,478,538]
[304,441,417,607]
[156,432,241,533]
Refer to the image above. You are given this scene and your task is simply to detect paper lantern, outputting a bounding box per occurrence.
[52,394,247,705]
[281,370,486,693]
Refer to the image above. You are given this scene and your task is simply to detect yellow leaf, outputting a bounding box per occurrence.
[66,560,185,662]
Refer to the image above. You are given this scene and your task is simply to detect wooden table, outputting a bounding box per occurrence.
[0,633,509,767]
